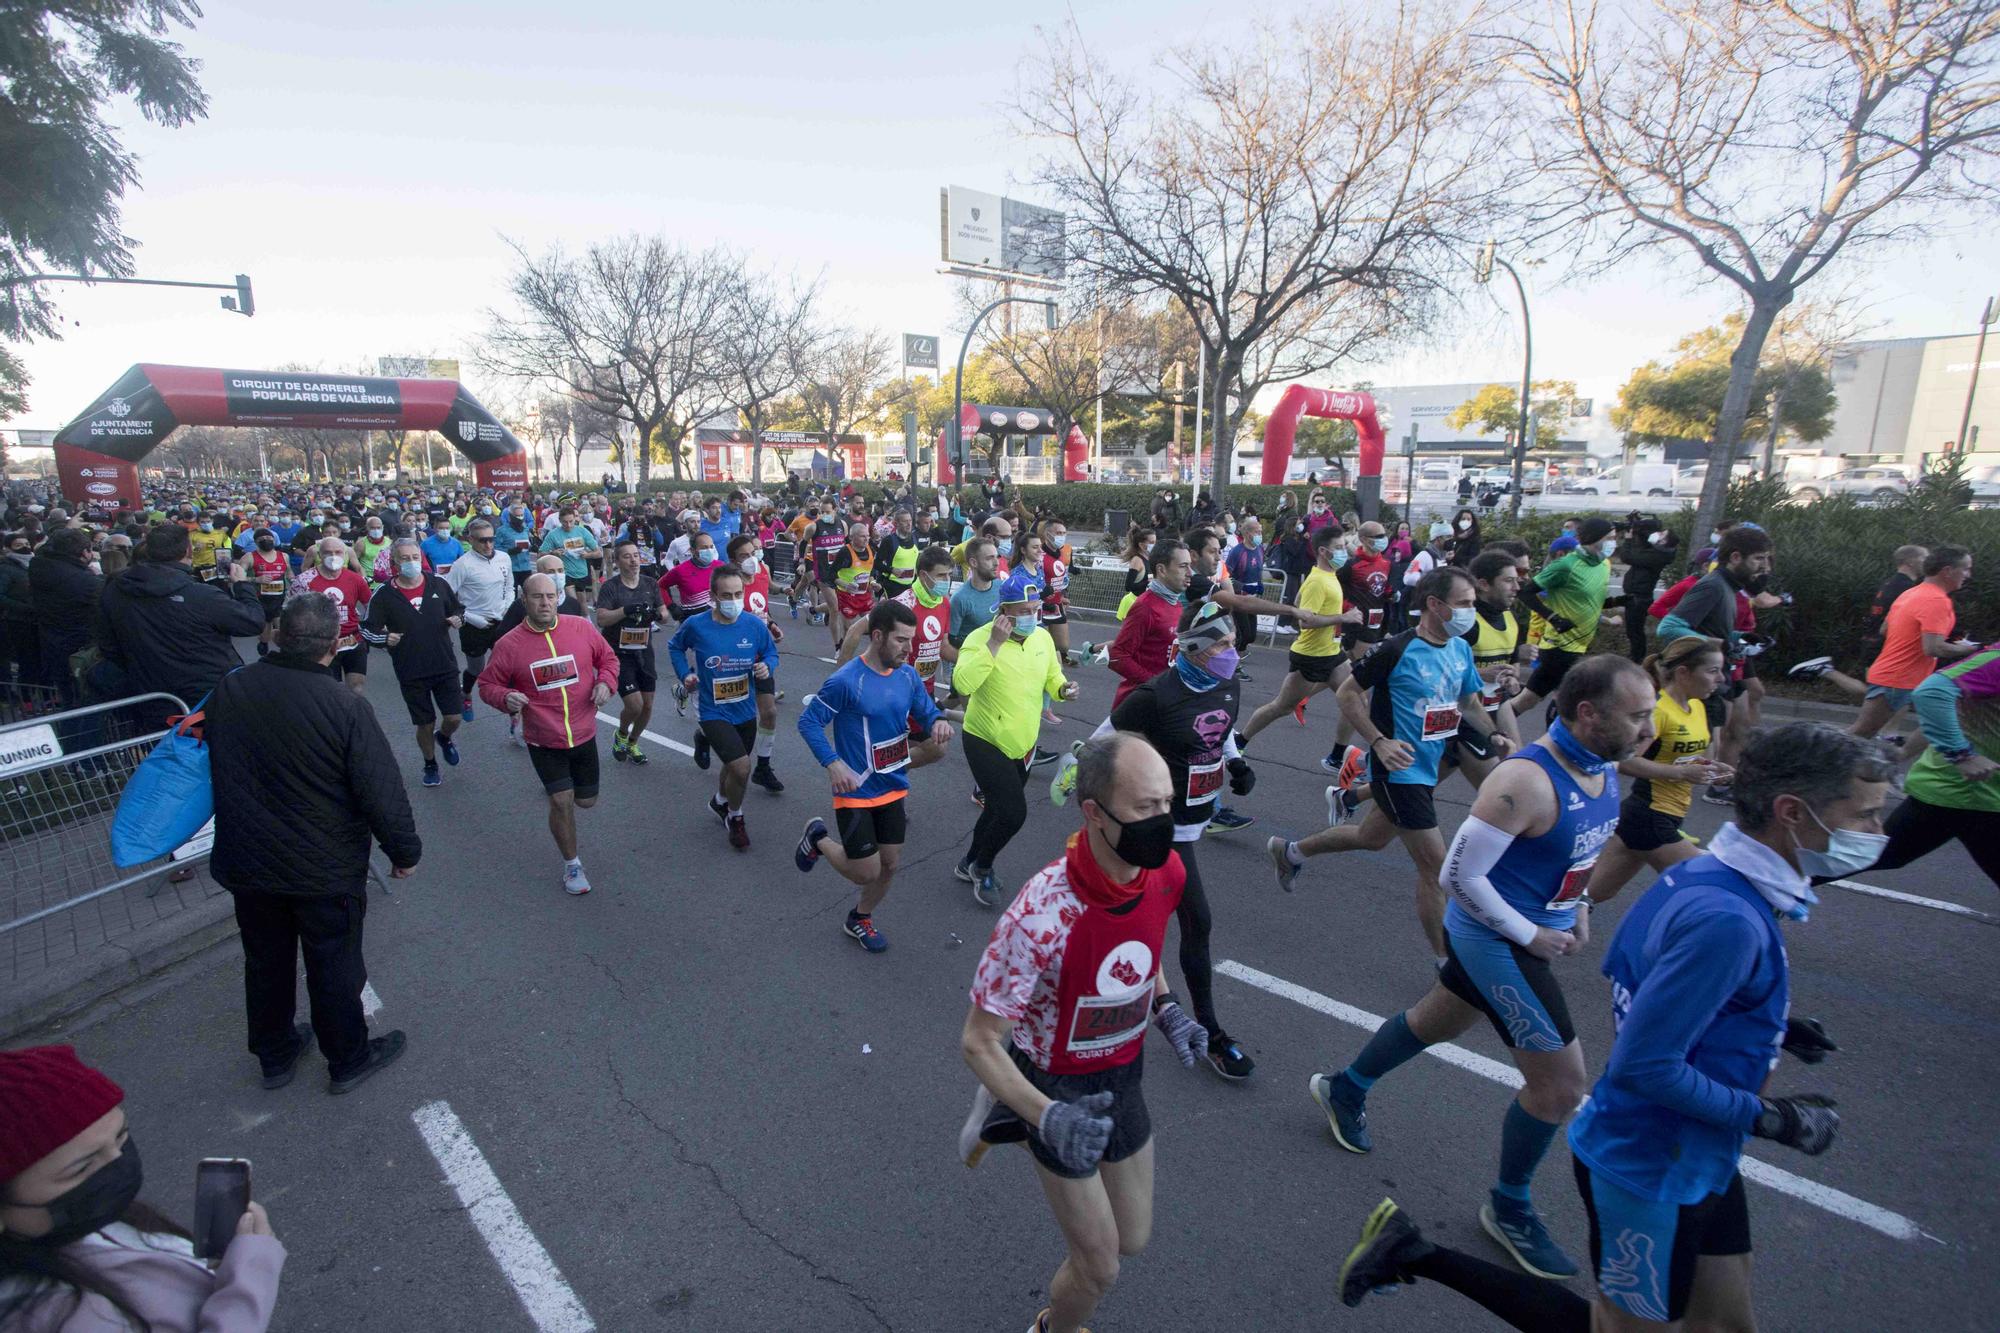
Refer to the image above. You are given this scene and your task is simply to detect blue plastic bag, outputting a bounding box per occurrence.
[110,699,214,867]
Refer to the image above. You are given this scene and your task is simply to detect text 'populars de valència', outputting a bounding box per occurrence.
[228,378,397,407]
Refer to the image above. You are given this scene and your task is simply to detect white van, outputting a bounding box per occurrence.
[1580,463,1678,497]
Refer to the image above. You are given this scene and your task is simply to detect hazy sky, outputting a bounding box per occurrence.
[7,0,1995,433]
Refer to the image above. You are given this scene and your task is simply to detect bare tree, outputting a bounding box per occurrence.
[1505,0,2000,548]
[483,235,737,489]
[1015,5,1502,505]
[790,327,892,444]
[711,264,819,487]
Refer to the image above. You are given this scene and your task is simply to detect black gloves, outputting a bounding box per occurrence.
[1782,1016,1838,1065]
[1752,1094,1839,1156]
[1547,613,1577,634]
[1227,758,1255,795]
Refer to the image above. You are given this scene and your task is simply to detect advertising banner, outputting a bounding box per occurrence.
[475,452,530,492]
[941,186,1066,281]
[54,445,141,511]
[903,333,940,370]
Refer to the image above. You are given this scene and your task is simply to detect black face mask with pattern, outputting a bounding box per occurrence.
[24,1139,143,1248]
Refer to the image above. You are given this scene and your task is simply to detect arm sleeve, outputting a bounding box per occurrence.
[1602,909,1767,1132]
[196,1232,288,1333]
[1515,579,1557,620]
[1042,639,1070,700]
[952,633,996,695]
[1440,816,1538,946]
[348,702,422,868]
[360,591,390,645]
[1911,671,1970,752]
[796,680,844,766]
[1106,606,1159,683]
[475,643,514,709]
[665,620,693,676]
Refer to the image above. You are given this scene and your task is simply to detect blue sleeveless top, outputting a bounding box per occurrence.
[1446,743,1621,941]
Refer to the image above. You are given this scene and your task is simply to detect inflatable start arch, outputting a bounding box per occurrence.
[1258,385,1386,487]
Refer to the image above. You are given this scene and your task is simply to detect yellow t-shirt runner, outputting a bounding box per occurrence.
[1629,692,1710,818]
[1292,565,1346,658]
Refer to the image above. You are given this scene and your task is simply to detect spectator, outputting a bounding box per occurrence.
[1,532,37,695]
[1447,508,1482,566]
[27,528,102,705]
[1617,518,1677,664]
[95,524,265,715]
[207,594,419,1095]
[0,1045,285,1328]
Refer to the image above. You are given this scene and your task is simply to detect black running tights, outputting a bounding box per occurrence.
[1176,839,1219,1034]
[964,732,1031,872]
[1404,1245,1591,1332]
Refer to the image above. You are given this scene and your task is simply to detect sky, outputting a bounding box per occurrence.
[7,0,1996,437]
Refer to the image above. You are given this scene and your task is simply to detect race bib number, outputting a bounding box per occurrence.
[1366,608,1384,629]
[1421,704,1462,741]
[712,672,750,703]
[513,539,530,552]
[434,563,452,576]
[531,654,581,692]
[336,633,358,652]
[1185,758,1223,805]
[564,537,585,552]
[618,626,650,650]
[916,657,938,681]
[1480,685,1504,713]
[258,578,286,596]
[1545,860,1596,911]
[1066,989,1153,1057]
[870,730,910,774]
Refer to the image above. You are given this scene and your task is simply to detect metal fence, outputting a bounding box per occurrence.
[0,693,224,995]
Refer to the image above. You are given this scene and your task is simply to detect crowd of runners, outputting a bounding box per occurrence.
[0,471,1992,1333]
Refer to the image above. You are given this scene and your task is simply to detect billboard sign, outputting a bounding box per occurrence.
[941,186,1066,281]
[378,356,461,381]
[903,333,939,370]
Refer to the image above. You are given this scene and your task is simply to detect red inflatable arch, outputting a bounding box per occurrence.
[933,402,1088,484]
[1258,385,1385,486]
[53,364,529,509]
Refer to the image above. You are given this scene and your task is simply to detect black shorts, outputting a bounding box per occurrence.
[512,567,532,589]
[459,620,503,661]
[1705,684,1739,728]
[260,595,285,624]
[617,652,657,697]
[528,739,601,800]
[1443,727,1495,770]
[334,642,368,678]
[1369,775,1438,831]
[700,716,758,765]
[1526,647,1584,698]
[1038,601,1068,626]
[1006,1045,1151,1179]
[1616,797,1685,853]
[835,798,907,859]
[398,673,464,726]
[565,574,591,591]
[1289,650,1343,684]
[1574,1158,1751,1323]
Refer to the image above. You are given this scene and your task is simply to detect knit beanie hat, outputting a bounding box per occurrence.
[0,1046,125,1182]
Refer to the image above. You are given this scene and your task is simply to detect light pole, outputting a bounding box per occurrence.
[4,271,254,316]
[1956,295,1996,454]
[1474,241,1533,520]
[950,295,1057,478]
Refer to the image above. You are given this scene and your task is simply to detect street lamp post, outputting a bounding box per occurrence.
[950,295,1057,479]
[4,271,254,316]
[1474,241,1533,521]
[1956,295,1996,454]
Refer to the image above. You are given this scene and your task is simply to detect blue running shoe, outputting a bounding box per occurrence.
[438,735,460,766]
[796,817,829,873]
[1309,1072,1373,1153]
[972,868,999,908]
[460,702,475,723]
[1480,1193,1579,1280]
[421,760,441,788]
[843,914,887,952]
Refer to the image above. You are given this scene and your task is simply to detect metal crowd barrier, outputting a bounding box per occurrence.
[0,693,222,991]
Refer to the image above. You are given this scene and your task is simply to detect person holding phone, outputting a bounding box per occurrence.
[0,1046,285,1329]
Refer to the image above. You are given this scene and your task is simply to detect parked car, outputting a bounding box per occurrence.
[1576,463,1679,497]
[1968,462,2000,508]
[1791,466,1909,503]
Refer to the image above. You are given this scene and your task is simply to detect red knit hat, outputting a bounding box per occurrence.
[0,1046,126,1182]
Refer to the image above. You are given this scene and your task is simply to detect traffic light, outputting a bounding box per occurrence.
[1473,241,1495,285]
[221,273,255,317]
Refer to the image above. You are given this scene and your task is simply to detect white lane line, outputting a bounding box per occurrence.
[817,655,838,664]
[412,1101,596,1332]
[1822,878,1996,923]
[361,982,382,1017]
[593,710,694,756]
[1216,959,1933,1244]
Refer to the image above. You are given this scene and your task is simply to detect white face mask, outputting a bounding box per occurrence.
[1648,530,1668,547]
[716,597,744,619]
[321,555,344,573]
[1600,539,1618,557]
[1794,805,1890,881]
[739,554,761,574]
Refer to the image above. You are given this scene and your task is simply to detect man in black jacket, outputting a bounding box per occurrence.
[95,524,265,718]
[208,593,420,1095]
[1616,516,1677,663]
[361,536,467,787]
[27,527,101,705]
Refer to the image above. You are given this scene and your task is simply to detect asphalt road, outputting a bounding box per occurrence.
[28,618,1998,1332]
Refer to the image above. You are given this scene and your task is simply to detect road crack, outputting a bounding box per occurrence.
[605,1058,893,1330]
[581,952,634,1005]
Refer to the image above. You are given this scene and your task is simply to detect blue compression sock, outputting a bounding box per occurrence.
[1342,1011,1428,1092]
[1494,1099,1562,1203]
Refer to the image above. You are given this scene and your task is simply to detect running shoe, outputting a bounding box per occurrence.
[437,735,460,767]
[1206,805,1255,833]
[562,862,591,896]
[1294,698,1309,725]
[727,812,750,851]
[1309,1071,1373,1153]
[751,759,785,793]
[1480,1193,1578,1280]
[970,788,985,809]
[843,914,887,952]
[674,683,689,716]
[1265,836,1302,893]
[796,817,828,873]
[1338,743,1366,791]
[953,856,977,884]
[972,868,999,908]
[1702,783,1735,806]
[460,702,475,723]
[1205,1032,1255,1080]
[1787,655,1835,681]
[1337,1197,1426,1308]
[1029,746,1061,770]
[693,727,711,770]
[627,740,648,765]
[709,794,730,824]
[509,714,526,748]
[612,735,629,762]
[1049,752,1080,806]
[421,760,441,788]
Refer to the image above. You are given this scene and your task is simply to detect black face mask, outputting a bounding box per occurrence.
[256,539,275,551]
[1101,808,1176,870]
[26,1138,143,1248]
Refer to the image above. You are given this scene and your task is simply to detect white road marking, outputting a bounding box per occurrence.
[412,1101,596,1332]
[361,982,382,1017]
[593,710,694,756]
[1822,878,1996,923]
[1216,959,1933,1244]
[817,655,839,664]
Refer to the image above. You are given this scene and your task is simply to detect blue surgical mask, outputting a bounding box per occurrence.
[1330,548,1350,569]
[716,597,743,619]
[1795,806,1889,880]
[1248,534,1262,548]
[695,548,717,565]
[996,539,1013,558]
[398,559,422,579]
[928,576,952,597]
[1368,537,1388,552]
[1445,606,1478,637]
[1599,539,1618,558]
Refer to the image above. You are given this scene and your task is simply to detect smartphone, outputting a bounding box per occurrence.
[193,1158,251,1261]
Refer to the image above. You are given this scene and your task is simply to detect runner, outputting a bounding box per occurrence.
[1100,601,1258,1079]
[957,732,1206,1333]
[1308,655,1651,1280]
[808,499,849,634]
[658,529,719,621]
[1038,517,1076,664]
[443,517,513,723]
[539,504,602,605]
[1583,635,1733,903]
[1237,525,1358,750]
[291,536,371,696]
[593,539,666,764]
[1850,545,1979,773]
[476,573,619,895]
[1107,539,1190,709]
[666,564,779,851]
[361,538,468,788]
[794,599,954,951]
[827,520,877,656]
[247,526,290,658]
[495,501,538,588]
[1870,639,2000,885]
[1510,516,1618,718]
[1265,567,1511,958]
[1655,525,1779,802]
[727,531,787,792]
[1336,724,1881,1331]
[953,569,1080,906]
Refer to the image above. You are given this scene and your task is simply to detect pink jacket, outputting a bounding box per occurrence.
[5,1226,284,1332]
[476,613,619,749]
